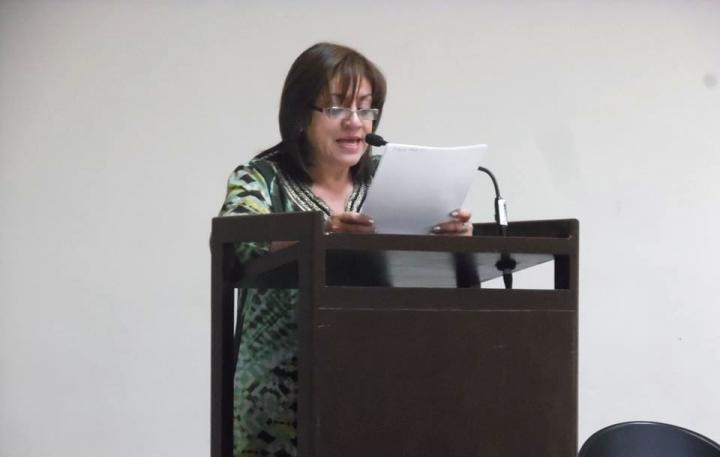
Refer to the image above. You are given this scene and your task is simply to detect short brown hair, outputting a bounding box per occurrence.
[265,42,387,184]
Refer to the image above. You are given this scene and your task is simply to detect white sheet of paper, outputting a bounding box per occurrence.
[361,143,488,234]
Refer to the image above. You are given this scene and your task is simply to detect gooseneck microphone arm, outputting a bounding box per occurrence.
[476,166,514,289]
[476,166,508,237]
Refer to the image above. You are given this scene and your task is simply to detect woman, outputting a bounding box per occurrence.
[220,42,471,457]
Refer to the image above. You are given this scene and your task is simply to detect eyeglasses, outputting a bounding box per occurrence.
[312,106,380,121]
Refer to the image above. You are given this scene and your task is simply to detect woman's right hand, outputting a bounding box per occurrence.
[325,212,375,234]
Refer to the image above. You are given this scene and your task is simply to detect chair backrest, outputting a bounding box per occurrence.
[579,421,720,457]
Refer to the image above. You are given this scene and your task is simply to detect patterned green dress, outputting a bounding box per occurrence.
[219,149,374,457]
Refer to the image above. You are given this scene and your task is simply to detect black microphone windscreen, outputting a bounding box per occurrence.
[365,133,387,147]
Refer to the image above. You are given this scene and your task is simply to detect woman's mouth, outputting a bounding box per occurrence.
[336,137,363,150]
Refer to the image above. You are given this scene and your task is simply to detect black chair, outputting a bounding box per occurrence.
[579,421,720,457]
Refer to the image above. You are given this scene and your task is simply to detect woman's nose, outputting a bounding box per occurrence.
[343,110,363,127]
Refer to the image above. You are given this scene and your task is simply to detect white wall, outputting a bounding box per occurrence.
[1,2,718,456]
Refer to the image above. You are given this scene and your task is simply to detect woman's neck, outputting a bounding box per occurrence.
[309,164,354,214]
[309,163,352,190]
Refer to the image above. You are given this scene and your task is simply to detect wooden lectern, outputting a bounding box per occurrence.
[211,213,579,457]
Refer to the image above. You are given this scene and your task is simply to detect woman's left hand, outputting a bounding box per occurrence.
[431,208,473,236]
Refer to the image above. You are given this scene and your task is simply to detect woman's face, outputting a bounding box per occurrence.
[306,77,374,172]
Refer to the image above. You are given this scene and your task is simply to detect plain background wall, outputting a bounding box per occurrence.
[1,1,718,456]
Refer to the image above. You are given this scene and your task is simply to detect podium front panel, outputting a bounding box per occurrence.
[309,288,577,457]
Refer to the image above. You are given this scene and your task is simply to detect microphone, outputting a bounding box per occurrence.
[366,132,514,288]
[476,166,514,289]
[476,167,508,237]
[365,133,387,147]
[366,133,510,236]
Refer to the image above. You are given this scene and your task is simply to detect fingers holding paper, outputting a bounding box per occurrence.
[325,212,376,234]
[431,208,473,236]
[325,209,470,235]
